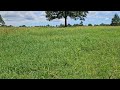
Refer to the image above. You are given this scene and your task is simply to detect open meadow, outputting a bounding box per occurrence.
[0,26,120,79]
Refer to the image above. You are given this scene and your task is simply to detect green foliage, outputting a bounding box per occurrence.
[79,21,83,26]
[46,24,50,27]
[59,24,65,27]
[94,24,99,26]
[111,14,120,26]
[19,25,26,27]
[8,25,13,27]
[67,24,71,27]
[1,26,120,79]
[45,11,88,27]
[88,24,92,26]
[73,24,80,26]
[100,23,105,26]
[99,23,109,26]
[0,15,5,25]
[45,11,88,20]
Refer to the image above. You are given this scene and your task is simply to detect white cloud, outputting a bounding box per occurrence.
[88,11,120,19]
[0,11,120,26]
[0,11,65,26]
[0,11,46,26]
[105,18,109,20]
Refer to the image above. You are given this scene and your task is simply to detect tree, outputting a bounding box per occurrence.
[88,24,92,26]
[73,24,79,26]
[9,25,13,27]
[111,14,120,26]
[59,24,64,27]
[0,15,5,25]
[100,23,110,26]
[100,23,105,26]
[46,24,50,27]
[45,11,88,27]
[19,25,26,27]
[67,24,71,27]
[79,21,83,26]
[94,24,99,26]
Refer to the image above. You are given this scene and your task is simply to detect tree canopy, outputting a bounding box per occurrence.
[45,11,88,27]
[111,14,120,26]
[0,15,5,25]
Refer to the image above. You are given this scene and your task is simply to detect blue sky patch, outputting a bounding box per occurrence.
[0,11,120,26]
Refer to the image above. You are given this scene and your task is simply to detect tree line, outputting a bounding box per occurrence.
[0,12,120,27]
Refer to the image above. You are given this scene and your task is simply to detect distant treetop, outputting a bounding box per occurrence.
[0,15,5,25]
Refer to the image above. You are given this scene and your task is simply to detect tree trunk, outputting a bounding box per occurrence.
[65,11,67,27]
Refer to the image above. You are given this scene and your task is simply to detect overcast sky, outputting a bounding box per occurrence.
[0,11,120,26]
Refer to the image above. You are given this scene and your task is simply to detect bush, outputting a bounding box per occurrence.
[68,24,71,27]
[88,24,92,26]
[19,25,26,27]
[59,24,65,27]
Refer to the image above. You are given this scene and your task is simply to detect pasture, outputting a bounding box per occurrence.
[0,26,120,79]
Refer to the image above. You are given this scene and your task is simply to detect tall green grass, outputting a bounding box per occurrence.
[0,26,120,79]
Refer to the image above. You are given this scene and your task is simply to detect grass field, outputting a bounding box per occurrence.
[0,26,120,79]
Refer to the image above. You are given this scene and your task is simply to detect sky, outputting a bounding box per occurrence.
[0,11,120,26]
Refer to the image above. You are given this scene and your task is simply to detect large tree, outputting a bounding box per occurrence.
[45,11,88,27]
[0,15,5,25]
[111,14,120,26]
